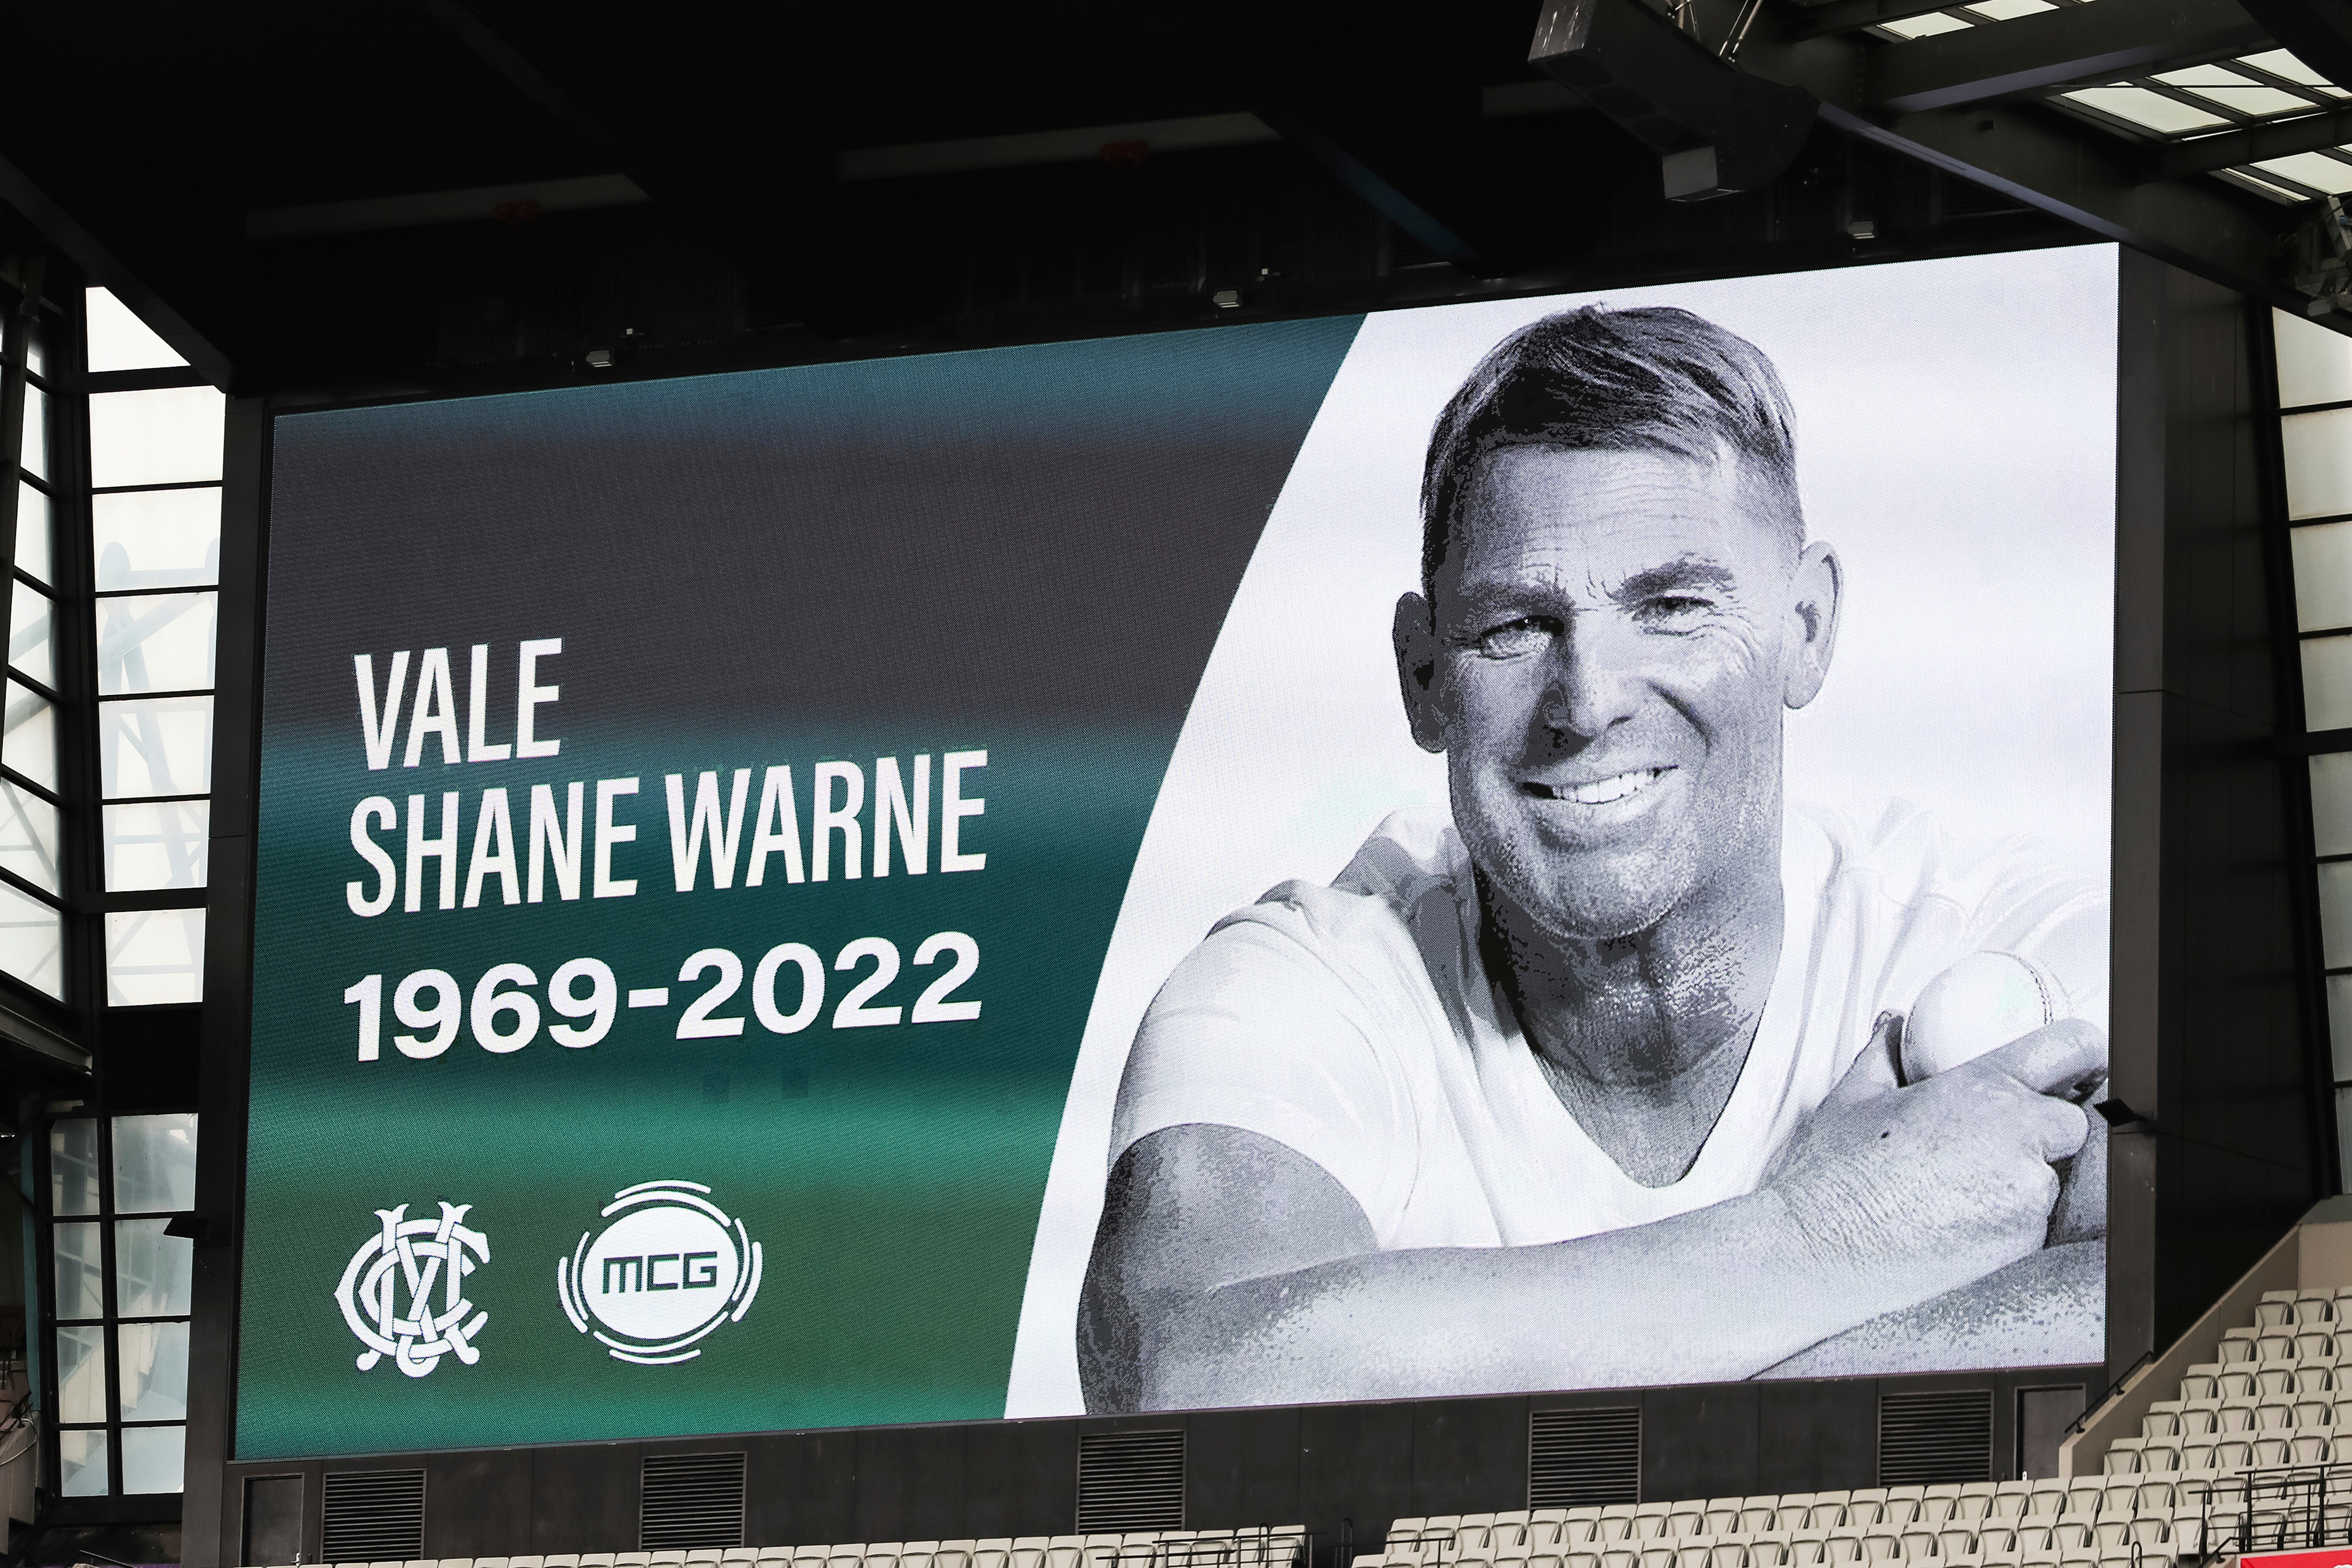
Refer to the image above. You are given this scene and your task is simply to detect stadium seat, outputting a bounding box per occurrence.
[2176,1368,2218,1401]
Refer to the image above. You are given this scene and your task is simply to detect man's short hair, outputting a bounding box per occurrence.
[1419,305,1804,593]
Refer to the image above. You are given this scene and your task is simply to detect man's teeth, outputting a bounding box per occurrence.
[1544,768,1665,805]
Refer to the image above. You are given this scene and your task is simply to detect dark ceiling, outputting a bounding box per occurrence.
[0,0,2338,396]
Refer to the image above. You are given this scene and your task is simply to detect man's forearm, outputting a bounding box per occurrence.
[1129,1189,1930,1409]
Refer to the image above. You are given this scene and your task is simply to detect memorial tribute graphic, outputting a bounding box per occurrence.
[239,248,2119,1458]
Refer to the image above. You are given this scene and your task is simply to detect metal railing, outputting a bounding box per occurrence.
[1146,1531,1312,1568]
[2181,1462,2352,1558]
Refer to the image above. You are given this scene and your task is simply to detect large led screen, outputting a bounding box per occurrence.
[240,246,2118,1458]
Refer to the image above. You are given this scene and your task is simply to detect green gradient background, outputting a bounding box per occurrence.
[239,319,1362,1459]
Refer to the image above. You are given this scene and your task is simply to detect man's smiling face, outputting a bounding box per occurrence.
[1398,444,1833,944]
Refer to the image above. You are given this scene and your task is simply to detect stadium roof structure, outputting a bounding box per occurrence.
[9,0,2352,391]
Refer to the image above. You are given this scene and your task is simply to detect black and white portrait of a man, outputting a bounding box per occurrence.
[1002,252,2119,1419]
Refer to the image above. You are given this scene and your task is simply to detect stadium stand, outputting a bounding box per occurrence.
[1344,1286,2352,1568]
[247,1526,1311,1568]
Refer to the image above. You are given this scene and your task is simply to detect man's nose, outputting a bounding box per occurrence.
[1537,614,1644,743]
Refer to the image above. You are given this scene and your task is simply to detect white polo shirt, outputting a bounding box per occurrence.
[1107,802,2107,1249]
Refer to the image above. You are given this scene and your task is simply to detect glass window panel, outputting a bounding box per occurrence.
[4,681,53,793]
[1964,0,2053,16]
[117,1321,188,1422]
[20,385,46,484]
[49,1118,98,1216]
[106,908,203,1007]
[9,581,51,689]
[2321,859,2352,966]
[2156,63,2262,86]
[0,779,62,897]
[85,287,188,374]
[2256,152,2352,194]
[2295,521,2352,630]
[2305,634,2352,728]
[93,488,220,591]
[53,1221,102,1320]
[96,591,216,696]
[2063,86,2229,133]
[2317,752,2352,854]
[2288,408,2352,518]
[120,1423,183,1494]
[58,1426,107,1497]
[88,386,224,488]
[112,1114,196,1215]
[98,695,212,799]
[2183,85,2321,116]
[103,799,208,892]
[2330,973,2352,1081]
[15,482,48,587]
[2243,49,2333,87]
[53,1326,103,1424]
[1882,11,1972,34]
[0,876,62,999]
[23,332,42,380]
[2279,310,2352,408]
[113,1219,192,1316]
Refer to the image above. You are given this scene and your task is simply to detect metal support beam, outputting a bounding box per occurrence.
[1824,98,2290,289]
[1722,8,2313,317]
[2151,107,2352,178]
[1865,0,2271,111]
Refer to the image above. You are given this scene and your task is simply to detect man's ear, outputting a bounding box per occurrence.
[1394,591,1448,754]
[1783,540,1842,711]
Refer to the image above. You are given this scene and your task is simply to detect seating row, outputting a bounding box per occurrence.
[2174,1366,2340,1401]
[1385,1517,2184,1560]
[2102,1433,2334,1473]
[1359,1544,2167,1568]
[264,1529,1308,1568]
[2253,1287,2352,1327]
[1383,1483,2190,1548]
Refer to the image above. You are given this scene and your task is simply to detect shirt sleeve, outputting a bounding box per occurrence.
[1107,895,1417,1231]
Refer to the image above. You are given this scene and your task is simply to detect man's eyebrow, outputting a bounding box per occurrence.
[1613,558,1737,602]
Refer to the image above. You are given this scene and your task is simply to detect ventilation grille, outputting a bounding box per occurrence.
[321,1468,425,1563]
[1530,1407,1641,1507]
[642,1451,748,1550]
[1879,1389,1994,1486]
[1077,1430,1185,1532]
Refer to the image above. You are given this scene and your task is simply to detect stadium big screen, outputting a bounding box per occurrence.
[237,246,2121,1459]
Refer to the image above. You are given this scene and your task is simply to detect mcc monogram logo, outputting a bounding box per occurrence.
[334,1202,490,1377]
[557,1180,762,1364]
